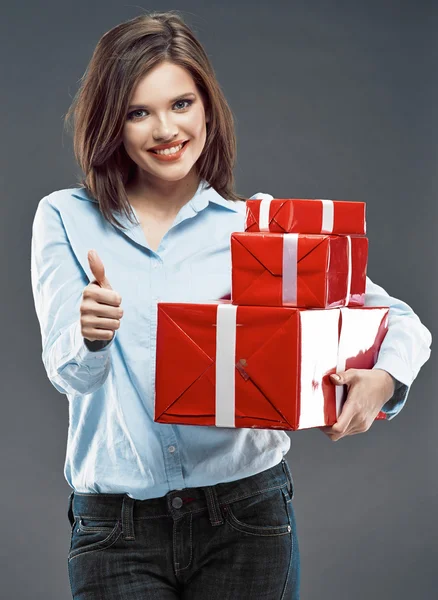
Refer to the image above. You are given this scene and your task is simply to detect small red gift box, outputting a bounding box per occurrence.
[245,197,366,235]
[155,302,388,431]
[231,232,368,308]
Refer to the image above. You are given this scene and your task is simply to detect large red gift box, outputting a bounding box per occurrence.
[155,302,388,431]
[231,232,368,308]
[245,197,366,235]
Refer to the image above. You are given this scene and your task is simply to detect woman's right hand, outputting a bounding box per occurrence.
[80,250,124,342]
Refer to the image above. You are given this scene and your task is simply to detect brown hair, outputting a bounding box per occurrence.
[64,10,247,231]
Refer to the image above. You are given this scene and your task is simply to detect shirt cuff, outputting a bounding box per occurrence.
[72,320,117,366]
[372,354,411,420]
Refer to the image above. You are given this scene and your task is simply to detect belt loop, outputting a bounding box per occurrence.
[281,458,295,499]
[67,491,75,528]
[121,495,135,540]
[204,486,224,526]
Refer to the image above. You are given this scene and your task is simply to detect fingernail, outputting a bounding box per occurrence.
[331,374,341,381]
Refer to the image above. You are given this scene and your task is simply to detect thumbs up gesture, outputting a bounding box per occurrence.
[80,250,124,343]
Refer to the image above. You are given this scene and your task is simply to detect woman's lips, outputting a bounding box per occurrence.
[147,140,190,162]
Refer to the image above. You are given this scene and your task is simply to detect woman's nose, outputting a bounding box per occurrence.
[153,134,178,144]
[153,119,178,142]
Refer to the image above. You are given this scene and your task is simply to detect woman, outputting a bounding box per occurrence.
[30,11,431,599]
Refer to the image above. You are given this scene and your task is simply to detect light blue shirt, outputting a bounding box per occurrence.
[30,179,432,500]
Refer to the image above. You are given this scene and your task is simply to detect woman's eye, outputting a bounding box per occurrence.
[127,99,193,121]
[174,99,193,110]
[128,109,147,120]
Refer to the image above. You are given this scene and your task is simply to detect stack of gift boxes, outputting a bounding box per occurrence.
[155,195,389,431]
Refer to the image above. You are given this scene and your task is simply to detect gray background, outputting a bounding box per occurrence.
[1,1,436,598]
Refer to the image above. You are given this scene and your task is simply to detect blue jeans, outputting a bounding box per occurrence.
[67,458,300,599]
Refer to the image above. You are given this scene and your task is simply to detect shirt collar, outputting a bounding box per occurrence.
[190,180,242,213]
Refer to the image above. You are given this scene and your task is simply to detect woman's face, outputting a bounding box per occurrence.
[122,61,209,186]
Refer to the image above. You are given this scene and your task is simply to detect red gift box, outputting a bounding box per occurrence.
[155,302,388,431]
[231,232,368,308]
[245,198,366,235]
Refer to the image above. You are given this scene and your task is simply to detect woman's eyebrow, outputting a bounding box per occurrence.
[128,92,196,110]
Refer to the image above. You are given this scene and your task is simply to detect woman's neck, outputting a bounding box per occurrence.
[126,173,201,220]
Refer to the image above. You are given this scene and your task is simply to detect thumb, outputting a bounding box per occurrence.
[330,371,347,385]
[330,369,357,386]
[88,250,112,289]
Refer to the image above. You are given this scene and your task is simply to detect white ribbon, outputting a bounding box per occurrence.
[215,304,237,427]
[259,199,271,231]
[320,199,334,233]
[282,234,299,305]
[249,193,274,231]
[345,235,352,306]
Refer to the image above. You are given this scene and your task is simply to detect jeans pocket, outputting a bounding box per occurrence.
[223,485,292,537]
[68,516,122,561]
[78,516,119,533]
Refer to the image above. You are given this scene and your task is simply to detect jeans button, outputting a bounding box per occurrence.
[172,497,183,509]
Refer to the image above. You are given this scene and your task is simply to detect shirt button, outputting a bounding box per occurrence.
[172,497,183,509]
[168,445,175,453]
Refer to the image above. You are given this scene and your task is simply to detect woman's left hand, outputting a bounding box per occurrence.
[319,368,396,442]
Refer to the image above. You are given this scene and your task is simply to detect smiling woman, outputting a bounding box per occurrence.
[64,12,247,231]
[56,10,301,599]
[29,7,432,600]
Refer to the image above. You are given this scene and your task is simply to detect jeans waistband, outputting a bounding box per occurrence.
[68,458,294,537]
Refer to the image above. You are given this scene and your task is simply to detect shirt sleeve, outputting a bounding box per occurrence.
[31,195,117,397]
[364,275,432,420]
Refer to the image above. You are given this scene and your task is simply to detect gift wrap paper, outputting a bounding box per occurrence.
[155,302,389,431]
[245,197,366,235]
[231,232,368,308]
